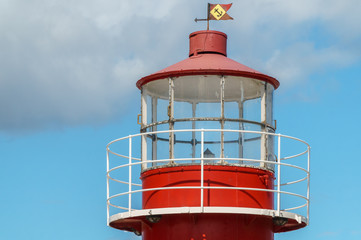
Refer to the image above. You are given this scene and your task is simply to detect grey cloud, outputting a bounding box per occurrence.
[0,0,194,133]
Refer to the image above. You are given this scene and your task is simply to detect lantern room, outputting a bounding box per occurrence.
[138,31,278,170]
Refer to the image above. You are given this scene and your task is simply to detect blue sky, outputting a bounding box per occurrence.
[1,0,361,239]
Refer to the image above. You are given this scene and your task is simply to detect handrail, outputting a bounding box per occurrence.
[106,128,310,147]
[107,158,307,191]
[280,149,308,161]
[281,176,308,186]
[106,129,310,225]
[107,157,307,188]
[106,150,142,162]
[107,186,308,211]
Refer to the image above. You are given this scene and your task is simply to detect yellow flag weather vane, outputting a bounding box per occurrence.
[195,3,233,30]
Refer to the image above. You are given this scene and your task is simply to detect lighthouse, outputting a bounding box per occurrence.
[106,30,310,240]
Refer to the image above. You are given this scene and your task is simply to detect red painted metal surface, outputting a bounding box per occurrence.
[142,213,274,240]
[109,164,306,236]
[136,30,279,89]
[109,211,307,237]
[141,165,274,210]
[109,165,306,235]
[189,30,227,57]
[137,165,275,239]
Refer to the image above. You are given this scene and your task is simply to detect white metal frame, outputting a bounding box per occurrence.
[106,129,310,226]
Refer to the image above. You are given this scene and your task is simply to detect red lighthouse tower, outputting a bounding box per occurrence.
[107,30,310,240]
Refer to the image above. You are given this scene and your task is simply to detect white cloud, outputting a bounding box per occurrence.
[228,0,361,88]
[264,42,356,86]
[1,0,361,133]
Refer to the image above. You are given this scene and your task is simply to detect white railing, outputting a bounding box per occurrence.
[106,129,310,225]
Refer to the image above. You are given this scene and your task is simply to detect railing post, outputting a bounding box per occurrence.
[106,147,110,226]
[277,134,281,216]
[129,137,132,214]
[201,130,204,212]
[220,76,225,161]
[307,146,311,224]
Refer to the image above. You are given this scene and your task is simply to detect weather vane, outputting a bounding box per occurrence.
[195,3,234,30]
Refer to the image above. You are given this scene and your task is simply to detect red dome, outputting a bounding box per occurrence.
[136,30,279,89]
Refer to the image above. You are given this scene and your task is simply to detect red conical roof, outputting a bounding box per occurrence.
[136,30,279,89]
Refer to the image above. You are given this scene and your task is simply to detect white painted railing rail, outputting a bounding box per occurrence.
[106,129,310,225]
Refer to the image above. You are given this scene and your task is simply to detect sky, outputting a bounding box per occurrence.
[1,0,361,239]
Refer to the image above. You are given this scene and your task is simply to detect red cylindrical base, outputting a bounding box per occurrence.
[141,165,274,209]
[139,165,274,240]
[142,213,273,240]
[109,165,306,237]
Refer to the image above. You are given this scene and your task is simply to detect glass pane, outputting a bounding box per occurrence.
[197,102,221,118]
[174,101,192,119]
[243,98,261,122]
[223,130,240,160]
[173,75,221,102]
[243,131,261,166]
[173,122,193,163]
[224,76,263,101]
[155,131,170,164]
[224,101,239,119]
[143,79,169,127]
[143,79,169,99]
[156,98,169,123]
[203,130,221,163]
